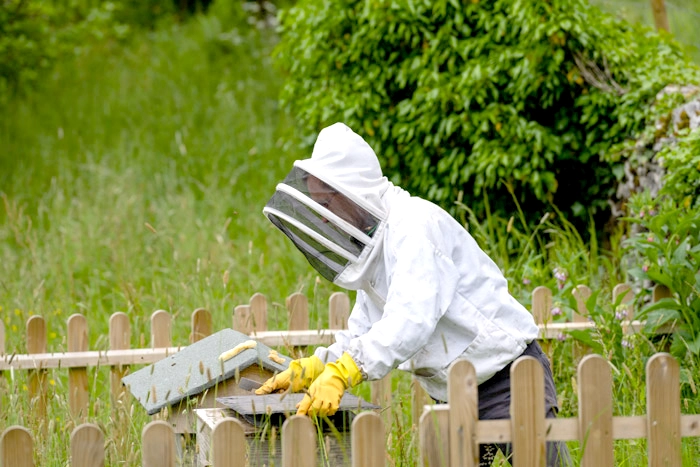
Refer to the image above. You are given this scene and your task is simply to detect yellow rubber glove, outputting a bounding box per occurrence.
[296,352,363,417]
[255,355,325,394]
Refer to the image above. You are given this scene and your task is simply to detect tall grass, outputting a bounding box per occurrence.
[0,4,699,466]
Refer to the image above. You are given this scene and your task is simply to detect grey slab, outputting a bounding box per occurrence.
[121,329,292,415]
[217,393,379,415]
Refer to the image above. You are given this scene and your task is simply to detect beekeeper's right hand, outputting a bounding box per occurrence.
[255,355,325,394]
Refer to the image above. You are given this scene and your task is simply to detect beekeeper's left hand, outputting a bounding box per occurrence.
[296,352,363,417]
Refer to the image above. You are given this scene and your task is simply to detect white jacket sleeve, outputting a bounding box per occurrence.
[346,217,460,380]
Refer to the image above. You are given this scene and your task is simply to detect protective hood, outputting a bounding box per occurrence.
[263,123,391,290]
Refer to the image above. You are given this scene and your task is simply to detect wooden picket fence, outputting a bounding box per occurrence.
[0,283,688,466]
[2,353,700,466]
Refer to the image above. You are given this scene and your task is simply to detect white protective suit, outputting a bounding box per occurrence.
[263,123,539,401]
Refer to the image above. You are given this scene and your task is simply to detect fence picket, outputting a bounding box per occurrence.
[190,308,211,343]
[142,420,176,467]
[532,286,553,361]
[419,405,450,467]
[0,426,34,467]
[612,283,634,321]
[578,355,613,467]
[286,293,309,331]
[282,415,316,467]
[329,292,350,330]
[109,312,131,403]
[647,353,681,466]
[26,316,47,424]
[448,359,478,467]
[70,423,104,467]
[212,417,246,467]
[250,293,268,333]
[351,412,385,467]
[150,310,171,349]
[511,356,545,466]
[233,304,252,334]
[68,314,89,420]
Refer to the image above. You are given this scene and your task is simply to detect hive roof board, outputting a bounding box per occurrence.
[122,329,292,415]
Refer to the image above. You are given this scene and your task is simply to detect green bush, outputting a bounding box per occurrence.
[273,0,700,233]
[624,190,700,359]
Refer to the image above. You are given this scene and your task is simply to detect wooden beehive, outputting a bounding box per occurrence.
[121,329,291,434]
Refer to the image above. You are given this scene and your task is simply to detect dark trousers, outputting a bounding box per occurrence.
[477,340,572,466]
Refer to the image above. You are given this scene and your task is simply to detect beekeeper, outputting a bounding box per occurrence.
[257,122,570,465]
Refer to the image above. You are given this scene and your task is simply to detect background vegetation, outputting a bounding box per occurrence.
[1,0,699,465]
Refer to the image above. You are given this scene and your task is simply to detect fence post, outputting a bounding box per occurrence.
[27,315,47,427]
[286,293,309,331]
[190,308,212,343]
[282,415,316,467]
[109,312,131,404]
[233,304,252,334]
[70,423,105,467]
[151,310,171,349]
[1,426,34,467]
[68,313,89,420]
[510,356,546,466]
[142,420,177,467]
[650,0,670,32]
[646,353,681,466]
[211,417,246,467]
[578,355,613,467]
[572,285,592,359]
[532,286,553,361]
[419,405,450,467]
[329,292,350,330]
[448,359,478,467]
[351,412,385,467]
[250,293,268,333]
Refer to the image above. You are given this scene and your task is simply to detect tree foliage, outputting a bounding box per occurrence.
[274,0,700,232]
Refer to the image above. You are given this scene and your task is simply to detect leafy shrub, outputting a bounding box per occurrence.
[624,190,700,358]
[273,0,700,233]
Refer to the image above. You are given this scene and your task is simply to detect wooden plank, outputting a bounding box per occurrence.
[652,284,672,302]
[447,359,478,466]
[151,310,171,348]
[190,308,212,343]
[412,377,430,430]
[27,315,47,423]
[651,0,670,32]
[510,356,545,466]
[287,293,309,331]
[142,420,176,467]
[212,417,246,467]
[351,412,385,467]
[68,314,89,420]
[70,423,104,467]
[371,374,393,426]
[473,414,700,443]
[329,292,350,330]
[1,426,34,467]
[578,354,614,467]
[646,353,681,466]
[532,286,553,362]
[250,293,268,333]
[282,415,316,467]
[572,285,592,359]
[419,405,450,467]
[109,312,131,403]
[233,304,252,334]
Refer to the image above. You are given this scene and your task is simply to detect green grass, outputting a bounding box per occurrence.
[1,5,699,466]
